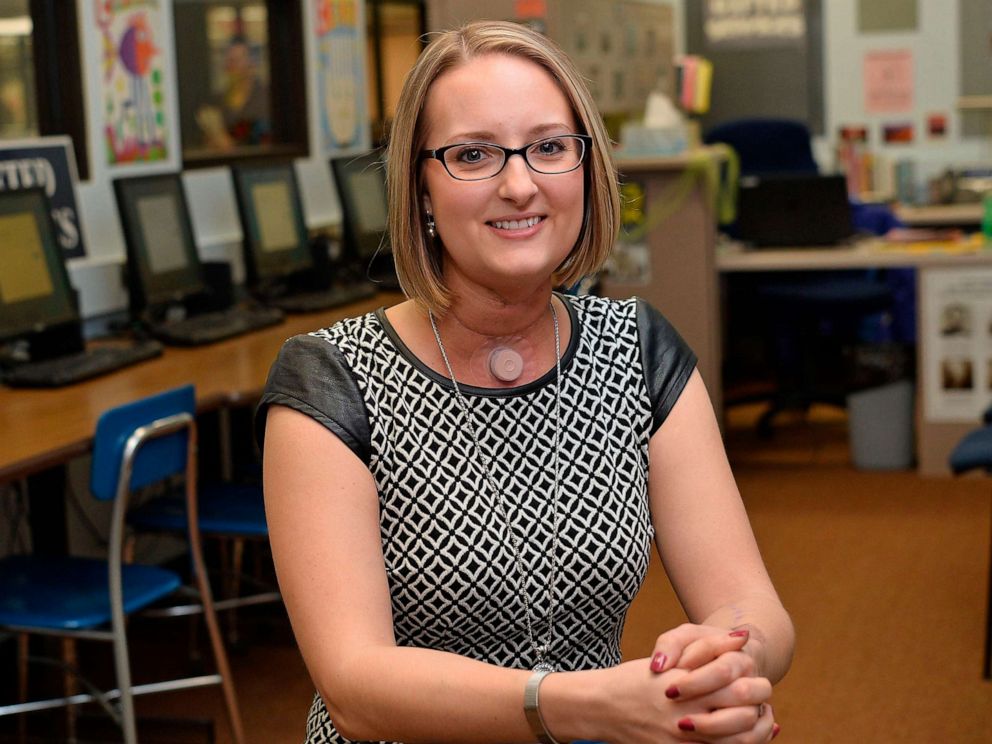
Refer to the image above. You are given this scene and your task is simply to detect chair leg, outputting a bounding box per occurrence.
[17,633,28,744]
[228,537,245,646]
[62,638,78,743]
[190,528,245,744]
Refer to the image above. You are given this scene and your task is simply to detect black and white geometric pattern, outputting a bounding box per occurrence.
[303,295,657,744]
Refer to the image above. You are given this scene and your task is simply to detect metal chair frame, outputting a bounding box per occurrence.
[0,406,246,744]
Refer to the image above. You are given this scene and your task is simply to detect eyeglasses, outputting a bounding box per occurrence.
[419,134,591,181]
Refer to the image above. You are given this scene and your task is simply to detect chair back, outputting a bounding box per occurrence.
[90,385,196,501]
[704,118,818,177]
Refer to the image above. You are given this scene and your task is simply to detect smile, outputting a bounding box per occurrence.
[487,216,545,230]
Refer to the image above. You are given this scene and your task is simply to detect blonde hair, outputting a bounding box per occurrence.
[385,20,620,312]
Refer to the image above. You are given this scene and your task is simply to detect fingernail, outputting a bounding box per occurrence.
[677,717,695,732]
[650,652,667,672]
[772,723,781,739]
[729,629,749,638]
[665,685,680,699]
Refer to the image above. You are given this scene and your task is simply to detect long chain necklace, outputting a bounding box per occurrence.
[428,302,563,673]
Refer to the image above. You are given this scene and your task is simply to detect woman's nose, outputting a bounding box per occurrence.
[497,154,539,203]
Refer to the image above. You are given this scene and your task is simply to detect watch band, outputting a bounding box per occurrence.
[523,669,563,744]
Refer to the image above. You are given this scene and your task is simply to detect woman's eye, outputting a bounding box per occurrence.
[455,147,488,163]
[534,139,566,156]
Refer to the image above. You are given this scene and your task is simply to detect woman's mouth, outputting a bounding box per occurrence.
[487,215,546,230]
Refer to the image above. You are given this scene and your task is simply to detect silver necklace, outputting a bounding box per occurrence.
[428,302,563,673]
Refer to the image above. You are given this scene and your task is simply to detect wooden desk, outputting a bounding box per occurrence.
[0,293,399,484]
[717,240,992,475]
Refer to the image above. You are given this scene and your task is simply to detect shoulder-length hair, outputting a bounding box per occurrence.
[385,20,620,312]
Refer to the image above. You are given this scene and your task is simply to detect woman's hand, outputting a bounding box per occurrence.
[580,658,777,743]
[649,623,757,676]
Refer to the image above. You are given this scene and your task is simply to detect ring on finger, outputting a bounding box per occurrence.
[757,704,765,719]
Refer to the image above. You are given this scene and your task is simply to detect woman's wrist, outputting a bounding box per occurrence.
[535,668,606,744]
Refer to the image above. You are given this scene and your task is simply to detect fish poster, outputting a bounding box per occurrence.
[91,0,172,166]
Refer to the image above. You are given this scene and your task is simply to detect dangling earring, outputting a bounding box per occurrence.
[426,213,436,239]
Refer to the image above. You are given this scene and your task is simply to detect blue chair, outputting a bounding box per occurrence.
[126,412,278,646]
[0,385,245,743]
[948,405,992,679]
[704,118,895,433]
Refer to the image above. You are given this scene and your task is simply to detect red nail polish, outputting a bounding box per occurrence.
[729,629,749,638]
[665,685,680,699]
[650,652,667,672]
[772,723,781,739]
[677,717,695,732]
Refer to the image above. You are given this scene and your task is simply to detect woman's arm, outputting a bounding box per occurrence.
[647,370,795,683]
[264,404,772,743]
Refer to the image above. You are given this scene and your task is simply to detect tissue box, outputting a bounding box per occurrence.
[618,122,688,156]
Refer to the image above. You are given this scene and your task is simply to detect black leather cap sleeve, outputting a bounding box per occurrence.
[254,333,372,465]
[636,298,698,435]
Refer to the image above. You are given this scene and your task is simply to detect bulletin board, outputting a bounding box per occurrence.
[557,1,675,115]
[685,0,825,135]
[427,0,676,117]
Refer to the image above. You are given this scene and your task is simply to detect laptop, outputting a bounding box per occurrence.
[735,173,855,248]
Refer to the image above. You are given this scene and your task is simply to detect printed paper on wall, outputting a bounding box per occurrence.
[92,0,171,166]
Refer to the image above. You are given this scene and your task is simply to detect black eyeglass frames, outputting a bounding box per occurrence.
[419,134,591,181]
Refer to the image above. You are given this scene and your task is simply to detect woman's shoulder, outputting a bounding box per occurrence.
[306,308,382,347]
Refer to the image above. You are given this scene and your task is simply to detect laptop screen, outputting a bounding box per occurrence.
[735,174,854,248]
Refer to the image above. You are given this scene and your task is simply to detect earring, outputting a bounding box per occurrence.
[426,213,436,239]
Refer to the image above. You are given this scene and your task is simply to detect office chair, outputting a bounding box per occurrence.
[704,117,894,434]
[0,385,245,744]
[948,404,992,680]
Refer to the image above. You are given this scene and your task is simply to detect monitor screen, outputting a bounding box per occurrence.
[0,188,78,343]
[231,163,311,284]
[330,151,389,260]
[113,174,206,310]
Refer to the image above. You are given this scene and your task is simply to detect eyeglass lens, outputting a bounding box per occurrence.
[443,136,585,180]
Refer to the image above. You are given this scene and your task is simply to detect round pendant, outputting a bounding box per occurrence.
[533,660,558,673]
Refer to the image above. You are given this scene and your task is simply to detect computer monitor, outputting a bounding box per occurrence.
[0,187,83,356]
[230,162,312,288]
[113,173,207,317]
[329,150,390,263]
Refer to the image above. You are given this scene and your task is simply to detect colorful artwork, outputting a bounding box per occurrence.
[94,0,168,164]
[314,0,367,153]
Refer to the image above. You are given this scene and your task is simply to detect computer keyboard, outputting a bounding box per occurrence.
[2,340,164,388]
[152,306,284,346]
[266,283,377,314]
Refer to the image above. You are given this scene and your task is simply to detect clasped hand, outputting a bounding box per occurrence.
[605,623,778,743]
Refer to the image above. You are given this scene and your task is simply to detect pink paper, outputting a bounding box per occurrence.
[864,50,914,113]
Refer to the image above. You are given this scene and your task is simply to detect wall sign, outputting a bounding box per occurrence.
[0,137,88,260]
[704,0,806,50]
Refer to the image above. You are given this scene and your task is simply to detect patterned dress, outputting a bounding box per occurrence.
[256,294,696,743]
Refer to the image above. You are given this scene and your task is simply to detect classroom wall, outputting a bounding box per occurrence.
[820,0,989,179]
[60,0,372,321]
[9,0,991,321]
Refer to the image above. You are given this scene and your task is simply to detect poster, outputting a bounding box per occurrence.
[314,0,367,153]
[922,267,992,422]
[0,137,88,259]
[87,0,172,166]
[864,50,914,114]
[703,0,806,49]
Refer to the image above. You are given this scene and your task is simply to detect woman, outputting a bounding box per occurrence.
[258,20,793,744]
